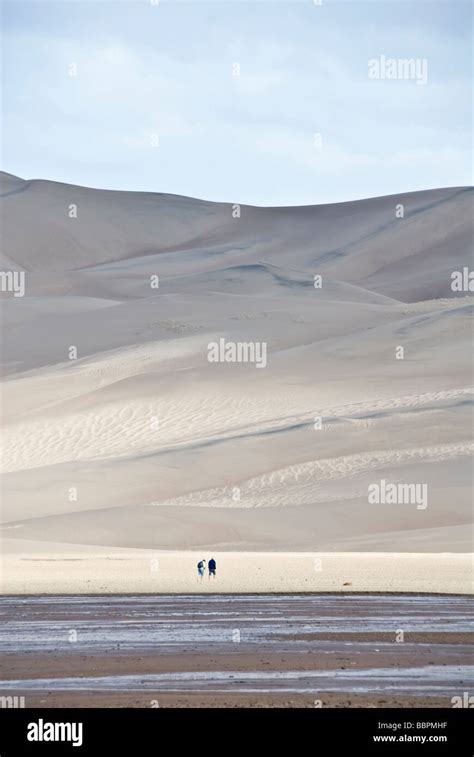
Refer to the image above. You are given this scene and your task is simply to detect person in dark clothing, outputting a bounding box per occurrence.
[197,559,206,580]
[208,558,217,579]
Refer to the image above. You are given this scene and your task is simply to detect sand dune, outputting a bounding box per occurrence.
[0,172,472,591]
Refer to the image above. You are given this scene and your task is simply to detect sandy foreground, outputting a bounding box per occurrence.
[1,543,472,594]
[1,594,471,708]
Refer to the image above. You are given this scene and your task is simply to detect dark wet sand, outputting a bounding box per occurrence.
[0,594,472,708]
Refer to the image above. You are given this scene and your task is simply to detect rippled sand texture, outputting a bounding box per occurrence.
[0,172,473,564]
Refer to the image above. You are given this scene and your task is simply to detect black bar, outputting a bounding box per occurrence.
[0,708,472,755]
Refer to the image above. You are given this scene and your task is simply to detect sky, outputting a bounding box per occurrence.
[1,0,472,206]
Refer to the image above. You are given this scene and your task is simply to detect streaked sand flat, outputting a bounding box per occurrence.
[0,593,471,707]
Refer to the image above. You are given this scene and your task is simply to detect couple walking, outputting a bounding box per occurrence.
[197,558,217,580]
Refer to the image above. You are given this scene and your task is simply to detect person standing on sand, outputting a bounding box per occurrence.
[208,558,216,579]
[197,559,206,581]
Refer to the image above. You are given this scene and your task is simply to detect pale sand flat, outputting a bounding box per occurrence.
[1,546,472,595]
